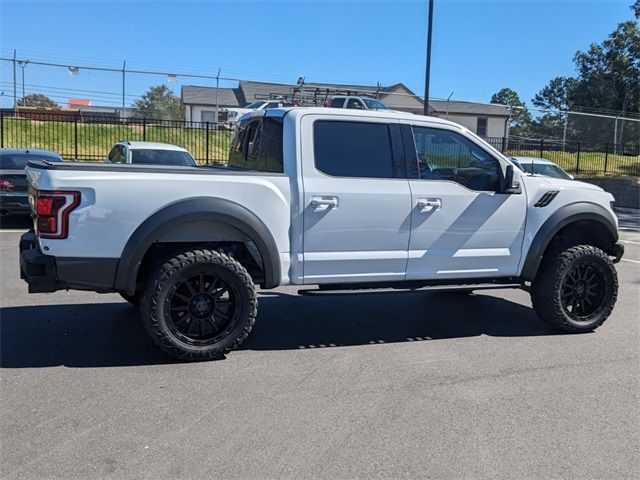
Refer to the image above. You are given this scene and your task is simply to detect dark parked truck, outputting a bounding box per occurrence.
[20,108,624,360]
[0,148,62,216]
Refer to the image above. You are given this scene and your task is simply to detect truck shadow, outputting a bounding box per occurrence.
[0,290,554,369]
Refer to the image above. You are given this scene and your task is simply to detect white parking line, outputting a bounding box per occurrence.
[0,229,27,233]
[620,239,640,245]
[621,258,640,264]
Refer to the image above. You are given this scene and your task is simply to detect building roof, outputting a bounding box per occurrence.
[67,98,91,107]
[181,86,243,107]
[428,100,510,117]
[237,81,296,104]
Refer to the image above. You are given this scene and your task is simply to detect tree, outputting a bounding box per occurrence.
[531,4,639,142]
[132,85,182,120]
[18,93,58,108]
[490,88,531,136]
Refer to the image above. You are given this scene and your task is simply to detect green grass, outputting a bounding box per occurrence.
[2,118,638,175]
[506,149,639,177]
[1,118,233,165]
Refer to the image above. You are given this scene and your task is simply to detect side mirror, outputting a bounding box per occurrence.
[502,164,521,194]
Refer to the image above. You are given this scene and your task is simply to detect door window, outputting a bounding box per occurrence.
[314,120,397,178]
[346,98,365,109]
[329,98,345,108]
[411,126,501,191]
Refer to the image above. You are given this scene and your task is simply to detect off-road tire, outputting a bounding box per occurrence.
[119,292,140,306]
[531,245,618,333]
[140,249,257,361]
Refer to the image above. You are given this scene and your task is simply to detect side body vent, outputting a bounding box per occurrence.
[534,190,559,208]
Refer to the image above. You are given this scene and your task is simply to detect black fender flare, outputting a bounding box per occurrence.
[521,202,618,281]
[114,197,281,293]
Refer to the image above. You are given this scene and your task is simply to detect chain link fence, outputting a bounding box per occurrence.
[1,53,638,175]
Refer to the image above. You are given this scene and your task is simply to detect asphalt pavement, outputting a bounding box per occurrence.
[1,214,638,479]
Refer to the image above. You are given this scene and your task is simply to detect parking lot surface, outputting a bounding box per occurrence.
[1,214,639,479]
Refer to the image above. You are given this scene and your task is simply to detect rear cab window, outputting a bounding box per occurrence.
[228,116,284,173]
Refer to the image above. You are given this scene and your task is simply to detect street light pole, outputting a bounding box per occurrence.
[17,60,28,105]
[423,0,434,116]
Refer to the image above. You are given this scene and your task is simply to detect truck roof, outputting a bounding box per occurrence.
[119,141,188,152]
[246,107,467,130]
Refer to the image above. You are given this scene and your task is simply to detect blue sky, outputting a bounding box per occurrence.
[0,0,634,108]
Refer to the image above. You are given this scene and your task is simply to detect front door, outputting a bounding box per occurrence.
[402,124,527,280]
[301,115,412,284]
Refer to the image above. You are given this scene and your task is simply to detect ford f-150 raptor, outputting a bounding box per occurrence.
[20,107,624,360]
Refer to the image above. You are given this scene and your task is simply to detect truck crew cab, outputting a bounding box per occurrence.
[20,108,624,360]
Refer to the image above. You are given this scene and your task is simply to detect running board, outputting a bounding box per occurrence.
[298,281,525,295]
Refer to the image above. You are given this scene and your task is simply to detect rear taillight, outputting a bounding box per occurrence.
[33,190,80,239]
[0,176,15,191]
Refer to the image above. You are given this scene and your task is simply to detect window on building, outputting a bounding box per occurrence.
[476,117,488,137]
[201,111,216,123]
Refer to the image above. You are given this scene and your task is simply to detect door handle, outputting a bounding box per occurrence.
[416,198,441,212]
[311,196,338,210]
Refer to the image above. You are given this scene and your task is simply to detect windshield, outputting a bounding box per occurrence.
[363,98,388,110]
[521,162,572,180]
[0,152,62,169]
[245,101,267,109]
[130,150,196,166]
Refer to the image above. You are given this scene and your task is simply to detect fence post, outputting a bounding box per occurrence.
[0,109,3,148]
[540,138,544,158]
[576,142,581,174]
[74,116,78,160]
[501,136,506,153]
[205,121,210,165]
[604,143,609,174]
[143,118,146,141]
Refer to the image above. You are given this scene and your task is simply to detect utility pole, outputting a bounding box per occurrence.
[423,0,434,116]
[121,60,126,122]
[12,49,17,112]
[215,67,221,124]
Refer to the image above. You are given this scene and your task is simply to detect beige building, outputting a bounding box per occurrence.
[181,81,510,139]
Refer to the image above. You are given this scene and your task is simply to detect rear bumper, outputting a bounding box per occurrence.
[0,193,29,215]
[19,231,59,293]
[20,230,119,293]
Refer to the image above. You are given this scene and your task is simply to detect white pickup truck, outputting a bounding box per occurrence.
[20,108,624,360]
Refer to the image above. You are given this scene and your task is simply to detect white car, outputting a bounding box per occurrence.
[21,107,624,360]
[325,96,389,110]
[511,156,574,180]
[223,99,295,124]
[106,141,197,166]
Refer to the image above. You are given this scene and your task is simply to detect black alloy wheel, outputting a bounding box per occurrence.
[166,272,241,345]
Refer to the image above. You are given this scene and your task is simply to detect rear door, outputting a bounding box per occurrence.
[300,114,412,283]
